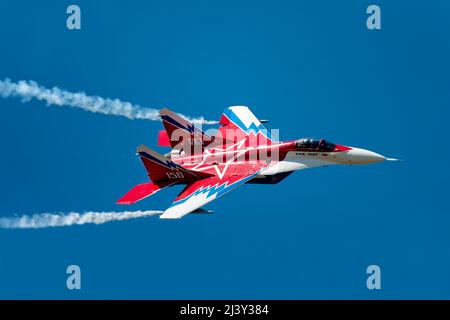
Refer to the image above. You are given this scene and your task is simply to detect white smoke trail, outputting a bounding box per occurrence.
[0,210,163,229]
[0,78,217,124]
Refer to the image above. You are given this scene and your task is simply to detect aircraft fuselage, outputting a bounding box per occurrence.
[170,139,387,183]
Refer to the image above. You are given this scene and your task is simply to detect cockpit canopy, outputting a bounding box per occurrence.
[295,138,336,151]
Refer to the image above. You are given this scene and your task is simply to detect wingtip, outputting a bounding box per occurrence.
[116,200,132,205]
[159,215,182,220]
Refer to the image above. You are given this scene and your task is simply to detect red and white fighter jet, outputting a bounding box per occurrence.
[117,106,394,219]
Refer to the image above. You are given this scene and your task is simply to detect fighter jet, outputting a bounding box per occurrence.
[117,106,395,219]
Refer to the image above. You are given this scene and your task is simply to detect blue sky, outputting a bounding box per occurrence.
[0,0,449,299]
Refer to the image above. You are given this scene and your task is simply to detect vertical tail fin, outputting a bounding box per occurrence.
[159,108,214,154]
[137,145,213,184]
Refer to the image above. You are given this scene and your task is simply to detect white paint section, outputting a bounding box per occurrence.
[334,147,386,164]
[160,193,218,219]
[229,106,261,129]
[260,152,335,175]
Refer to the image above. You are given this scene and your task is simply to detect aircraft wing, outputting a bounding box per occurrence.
[160,170,260,219]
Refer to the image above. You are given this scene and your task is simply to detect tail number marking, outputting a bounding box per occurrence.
[166,172,185,179]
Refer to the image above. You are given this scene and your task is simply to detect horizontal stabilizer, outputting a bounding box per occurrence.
[116,182,165,205]
[157,130,171,147]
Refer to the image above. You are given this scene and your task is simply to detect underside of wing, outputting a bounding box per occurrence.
[160,171,260,219]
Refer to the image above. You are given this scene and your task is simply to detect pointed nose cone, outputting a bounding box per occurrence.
[345,147,386,164]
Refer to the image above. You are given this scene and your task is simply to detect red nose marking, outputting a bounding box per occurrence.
[334,144,352,152]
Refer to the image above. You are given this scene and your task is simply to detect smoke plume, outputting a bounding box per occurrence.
[0,78,216,124]
[0,210,163,229]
